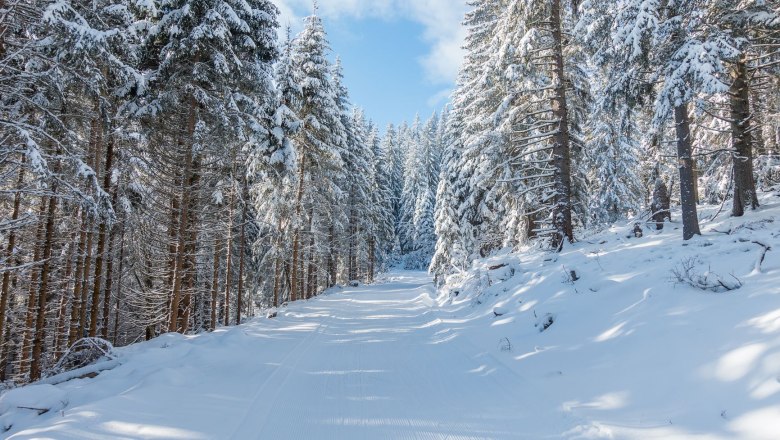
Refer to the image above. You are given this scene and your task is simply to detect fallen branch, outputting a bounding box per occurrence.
[752,241,772,273]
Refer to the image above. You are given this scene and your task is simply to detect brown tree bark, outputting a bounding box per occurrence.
[30,178,60,380]
[674,104,702,240]
[67,209,88,346]
[235,190,248,325]
[180,159,200,333]
[223,183,235,326]
[730,58,759,217]
[89,135,115,337]
[271,218,283,308]
[328,222,337,288]
[168,87,198,333]
[209,238,221,330]
[112,224,126,344]
[306,208,315,299]
[0,158,25,359]
[18,198,47,377]
[549,0,574,251]
[76,110,103,340]
[77,227,94,338]
[54,229,78,357]
[290,154,306,303]
[367,238,375,284]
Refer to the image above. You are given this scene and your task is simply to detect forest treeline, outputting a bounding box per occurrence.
[430,0,780,280]
[1,0,779,385]
[0,0,444,384]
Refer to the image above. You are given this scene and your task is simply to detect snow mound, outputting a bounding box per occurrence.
[0,384,67,415]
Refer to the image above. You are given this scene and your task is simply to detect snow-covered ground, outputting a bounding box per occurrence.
[3,194,780,439]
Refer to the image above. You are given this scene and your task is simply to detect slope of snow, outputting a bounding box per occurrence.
[438,192,780,439]
[2,193,779,439]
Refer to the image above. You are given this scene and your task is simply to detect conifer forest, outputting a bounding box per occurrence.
[1,1,779,438]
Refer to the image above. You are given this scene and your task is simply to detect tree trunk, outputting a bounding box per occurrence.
[100,226,115,339]
[0,158,25,361]
[348,203,357,281]
[674,104,702,240]
[367,238,375,283]
[306,207,315,299]
[235,193,247,326]
[209,238,221,330]
[54,229,77,357]
[112,224,126,344]
[730,58,759,217]
[30,182,60,380]
[180,160,200,333]
[272,218,283,308]
[168,87,198,333]
[290,154,306,303]
[77,227,94,339]
[89,134,115,337]
[76,111,103,340]
[549,0,574,251]
[18,198,47,377]
[327,222,337,288]
[68,209,88,346]
[223,183,235,327]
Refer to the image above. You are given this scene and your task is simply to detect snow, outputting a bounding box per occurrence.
[0,385,67,414]
[0,385,67,432]
[3,193,780,439]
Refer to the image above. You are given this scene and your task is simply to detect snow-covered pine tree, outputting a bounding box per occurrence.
[581,0,749,239]
[369,123,396,276]
[250,26,299,309]
[381,124,404,254]
[289,10,346,299]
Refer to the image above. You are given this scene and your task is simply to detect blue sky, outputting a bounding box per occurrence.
[274,0,467,129]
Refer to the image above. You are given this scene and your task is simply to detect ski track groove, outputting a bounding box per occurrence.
[225,312,331,439]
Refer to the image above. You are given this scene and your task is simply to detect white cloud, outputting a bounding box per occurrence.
[272,0,466,85]
[427,87,453,108]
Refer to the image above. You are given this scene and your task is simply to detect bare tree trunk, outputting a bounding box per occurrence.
[291,154,306,303]
[235,184,248,325]
[100,231,115,339]
[327,222,337,288]
[348,202,357,281]
[54,229,77,357]
[112,224,126,345]
[550,0,574,251]
[730,58,759,217]
[30,179,60,380]
[168,87,198,333]
[89,135,115,337]
[674,104,702,240]
[209,238,221,330]
[223,182,235,327]
[77,227,94,339]
[19,198,47,377]
[101,174,122,340]
[272,218,282,308]
[306,208,315,299]
[0,158,25,360]
[180,160,200,333]
[367,238,375,283]
[76,111,103,340]
[67,209,88,346]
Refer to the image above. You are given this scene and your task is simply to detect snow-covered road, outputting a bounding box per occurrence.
[8,271,566,439]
